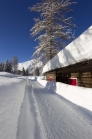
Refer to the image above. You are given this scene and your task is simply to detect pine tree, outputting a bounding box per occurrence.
[0,63,2,71]
[22,67,25,76]
[4,60,9,72]
[8,62,12,73]
[2,63,4,71]
[25,68,29,76]
[4,60,12,73]
[29,0,77,64]
[33,66,39,76]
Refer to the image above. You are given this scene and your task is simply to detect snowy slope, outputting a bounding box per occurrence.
[18,59,43,73]
[43,25,92,73]
[0,72,26,139]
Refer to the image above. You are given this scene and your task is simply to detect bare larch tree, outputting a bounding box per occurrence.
[29,0,77,64]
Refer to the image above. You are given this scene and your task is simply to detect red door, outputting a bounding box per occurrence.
[69,78,77,86]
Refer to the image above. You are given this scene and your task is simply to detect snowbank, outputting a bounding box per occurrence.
[37,79,92,112]
[0,72,26,139]
[0,72,20,78]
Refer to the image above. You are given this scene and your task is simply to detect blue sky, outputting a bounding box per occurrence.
[0,0,92,63]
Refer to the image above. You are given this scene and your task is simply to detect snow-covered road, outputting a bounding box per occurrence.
[17,79,92,139]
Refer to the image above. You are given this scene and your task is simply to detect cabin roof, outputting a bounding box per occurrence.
[42,26,92,73]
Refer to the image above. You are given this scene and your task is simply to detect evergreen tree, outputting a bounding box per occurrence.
[0,63,2,71]
[17,70,22,75]
[4,60,12,72]
[8,62,12,73]
[22,67,25,76]
[2,63,4,71]
[33,66,39,76]
[29,0,77,64]
[25,68,29,76]
[4,60,9,72]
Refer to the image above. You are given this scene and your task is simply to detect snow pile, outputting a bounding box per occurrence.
[30,76,46,80]
[0,72,20,78]
[37,78,92,112]
[0,72,26,139]
[43,26,92,73]
[18,59,43,74]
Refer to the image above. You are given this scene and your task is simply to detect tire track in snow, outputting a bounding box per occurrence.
[30,80,48,139]
[17,79,47,139]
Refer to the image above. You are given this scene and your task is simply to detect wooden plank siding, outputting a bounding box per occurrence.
[46,72,56,81]
[45,59,92,88]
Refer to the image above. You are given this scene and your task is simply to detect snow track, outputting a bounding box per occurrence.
[17,79,47,139]
[17,79,92,139]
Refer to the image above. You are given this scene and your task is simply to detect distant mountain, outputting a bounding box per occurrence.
[18,59,43,74]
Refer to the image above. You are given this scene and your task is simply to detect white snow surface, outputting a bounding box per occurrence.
[28,77,92,139]
[43,26,92,73]
[18,59,43,73]
[37,78,92,112]
[0,72,26,139]
[0,73,92,139]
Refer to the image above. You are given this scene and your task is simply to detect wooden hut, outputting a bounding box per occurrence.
[42,26,92,88]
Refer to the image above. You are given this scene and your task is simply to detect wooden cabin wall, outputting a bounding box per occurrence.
[46,72,56,81]
[45,60,92,88]
[71,72,92,88]
[56,71,92,88]
[46,71,92,88]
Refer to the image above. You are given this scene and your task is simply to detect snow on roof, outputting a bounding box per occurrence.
[42,26,92,73]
